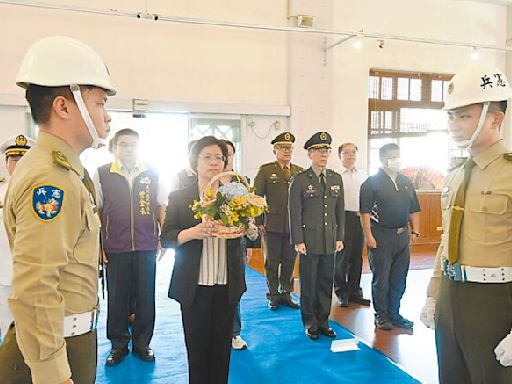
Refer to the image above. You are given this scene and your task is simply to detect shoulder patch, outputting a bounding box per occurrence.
[504,153,512,161]
[32,185,64,221]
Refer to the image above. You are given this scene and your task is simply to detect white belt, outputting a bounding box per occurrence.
[63,310,97,338]
[442,258,512,283]
[463,266,512,283]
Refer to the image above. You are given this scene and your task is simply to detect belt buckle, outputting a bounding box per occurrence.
[443,259,465,282]
[90,310,98,331]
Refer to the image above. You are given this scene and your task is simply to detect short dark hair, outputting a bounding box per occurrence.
[26,84,99,125]
[379,143,400,160]
[490,101,508,113]
[221,139,236,154]
[26,84,73,125]
[113,128,139,145]
[337,142,358,158]
[189,136,228,171]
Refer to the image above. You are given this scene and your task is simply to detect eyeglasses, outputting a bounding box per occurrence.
[313,148,331,154]
[276,146,293,152]
[198,154,226,162]
[117,143,138,149]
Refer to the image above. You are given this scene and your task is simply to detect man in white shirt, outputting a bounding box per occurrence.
[0,134,34,341]
[334,143,371,307]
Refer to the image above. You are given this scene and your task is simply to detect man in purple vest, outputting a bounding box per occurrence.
[93,128,168,366]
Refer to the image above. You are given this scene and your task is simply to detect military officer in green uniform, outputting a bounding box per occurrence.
[420,64,512,383]
[289,132,344,340]
[254,132,303,310]
[0,36,115,384]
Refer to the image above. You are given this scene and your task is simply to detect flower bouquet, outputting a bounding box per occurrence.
[191,171,267,239]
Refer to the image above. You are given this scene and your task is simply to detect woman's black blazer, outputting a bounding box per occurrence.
[160,182,247,308]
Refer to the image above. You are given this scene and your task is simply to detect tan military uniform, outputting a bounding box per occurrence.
[428,140,512,296]
[0,131,100,384]
[254,161,303,300]
[427,140,512,383]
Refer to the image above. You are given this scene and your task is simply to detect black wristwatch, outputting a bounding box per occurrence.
[411,231,420,237]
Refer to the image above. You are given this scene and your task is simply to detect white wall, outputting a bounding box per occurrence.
[0,1,289,106]
[0,0,509,175]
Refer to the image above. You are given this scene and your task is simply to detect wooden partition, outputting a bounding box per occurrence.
[414,191,442,246]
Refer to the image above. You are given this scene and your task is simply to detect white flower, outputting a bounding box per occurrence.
[218,182,248,199]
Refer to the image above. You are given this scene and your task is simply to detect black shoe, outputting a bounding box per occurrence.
[133,346,155,362]
[105,347,129,366]
[305,327,319,340]
[319,327,336,338]
[390,315,414,329]
[348,295,371,306]
[280,294,300,309]
[268,298,279,310]
[374,314,393,331]
[336,295,349,307]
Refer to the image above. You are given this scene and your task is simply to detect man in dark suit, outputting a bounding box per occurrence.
[254,132,303,310]
[289,131,345,340]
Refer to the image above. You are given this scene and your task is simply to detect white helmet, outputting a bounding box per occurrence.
[443,64,512,111]
[443,64,512,150]
[17,36,116,149]
[16,36,116,96]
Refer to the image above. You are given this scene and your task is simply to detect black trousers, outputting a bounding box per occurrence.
[0,324,97,384]
[367,226,410,317]
[334,211,364,299]
[436,276,512,384]
[181,285,236,384]
[106,250,156,350]
[263,232,297,299]
[299,253,334,330]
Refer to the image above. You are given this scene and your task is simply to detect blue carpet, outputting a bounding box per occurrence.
[0,255,421,383]
[93,255,421,383]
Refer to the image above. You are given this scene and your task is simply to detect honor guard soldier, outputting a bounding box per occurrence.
[420,64,512,383]
[254,132,303,310]
[0,134,35,341]
[0,36,116,384]
[289,131,344,340]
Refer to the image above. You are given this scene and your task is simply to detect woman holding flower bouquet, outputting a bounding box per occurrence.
[161,136,259,384]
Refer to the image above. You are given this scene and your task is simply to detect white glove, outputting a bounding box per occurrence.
[495,331,512,366]
[420,297,436,329]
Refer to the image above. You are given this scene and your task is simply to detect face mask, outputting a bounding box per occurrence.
[387,158,401,172]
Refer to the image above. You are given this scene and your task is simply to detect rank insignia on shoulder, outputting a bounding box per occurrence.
[504,153,512,161]
[32,185,64,221]
[52,151,72,170]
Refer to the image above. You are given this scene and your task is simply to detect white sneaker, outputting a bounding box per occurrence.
[232,335,248,350]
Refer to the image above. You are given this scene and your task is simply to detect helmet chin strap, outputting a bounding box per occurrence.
[454,102,490,150]
[70,84,106,149]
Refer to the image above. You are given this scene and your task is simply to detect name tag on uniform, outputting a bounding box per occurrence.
[330,185,340,192]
